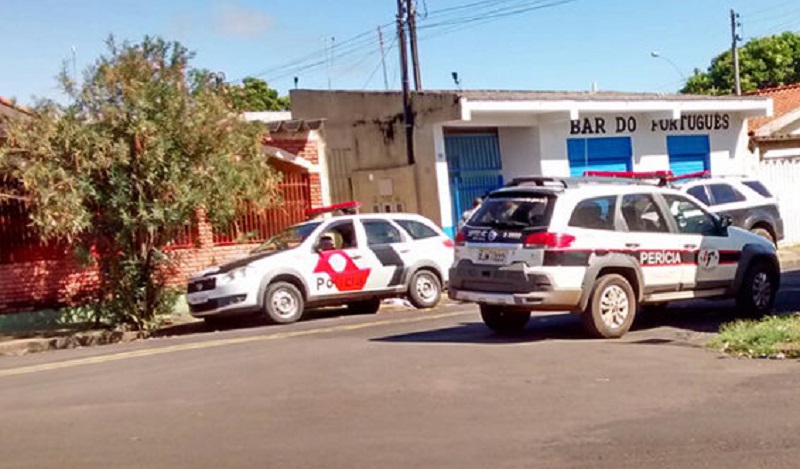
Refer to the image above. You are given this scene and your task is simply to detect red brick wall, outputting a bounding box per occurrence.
[0,135,324,315]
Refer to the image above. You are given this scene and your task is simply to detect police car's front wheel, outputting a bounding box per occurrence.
[264,282,305,324]
[407,270,442,309]
[582,274,637,339]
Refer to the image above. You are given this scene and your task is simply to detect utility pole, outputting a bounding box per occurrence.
[377,26,389,90]
[397,0,415,166]
[406,0,423,91]
[731,9,742,96]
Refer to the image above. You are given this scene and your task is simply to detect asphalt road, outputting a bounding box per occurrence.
[2,271,800,469]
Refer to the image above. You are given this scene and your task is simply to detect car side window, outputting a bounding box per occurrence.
[663,194,719,236]
[363,220,404,246]
[687,185,711,205]
[394,219,438,240]
[620,194,669,233]
[742,180,773,198]
[568,196,617,231]
[315,221,358,251]
[708,183,745,205]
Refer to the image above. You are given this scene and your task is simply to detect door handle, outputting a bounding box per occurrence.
[399,249,411,254]
[625,243,640,249]
[351,254,363,260]
[684,244,698,250]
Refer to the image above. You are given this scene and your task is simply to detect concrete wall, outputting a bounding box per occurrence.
[290,90,461,225]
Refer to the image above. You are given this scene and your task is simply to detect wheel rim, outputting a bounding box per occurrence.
[415,274,438,303]
[599,285,629,329]
[752,272,772,310]
[271,289,299,318]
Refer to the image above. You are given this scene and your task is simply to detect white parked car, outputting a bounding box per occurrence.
[187,210,454,325]
[449,176,780,339]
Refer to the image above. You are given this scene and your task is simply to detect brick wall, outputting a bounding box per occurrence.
[0,135,324,315]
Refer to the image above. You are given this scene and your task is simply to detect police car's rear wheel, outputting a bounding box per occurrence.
[407,270,442,309]
[480,304,530,334]
[264,282,304,324]
[736,261,778,317]
[583,274,636,339]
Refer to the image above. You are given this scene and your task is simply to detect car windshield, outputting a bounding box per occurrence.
[252,222,322,253]
[468,195,553,229]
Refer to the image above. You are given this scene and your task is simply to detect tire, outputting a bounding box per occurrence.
[407,270,442,309]
[347,297,381,315]
[582,274,637,339]
[480,304,530,334]
[750,226,776,246]
[264,281,305,324]
[736,260,779,317]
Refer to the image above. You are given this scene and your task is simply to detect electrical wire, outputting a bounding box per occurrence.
[362,36,398,89]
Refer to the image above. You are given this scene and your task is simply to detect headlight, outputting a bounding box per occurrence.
[217,266,252,285]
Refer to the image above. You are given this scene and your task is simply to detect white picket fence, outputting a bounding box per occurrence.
[757,158,800,246]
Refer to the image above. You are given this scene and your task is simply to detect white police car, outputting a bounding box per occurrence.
[186,204,454,325]
[449,176,780,339]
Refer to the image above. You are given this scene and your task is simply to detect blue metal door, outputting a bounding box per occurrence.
[445,133,504,236]
[667,135,710,175]
[567,137,633,177]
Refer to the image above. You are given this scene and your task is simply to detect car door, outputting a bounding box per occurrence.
[619,193,685,293]
[360,219,409,290]
[308,220,376,298]
[660,193,739,291]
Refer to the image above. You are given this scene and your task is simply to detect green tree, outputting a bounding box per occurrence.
[0,36,280,330]
[682,32,800,95]
[229,77,290,111]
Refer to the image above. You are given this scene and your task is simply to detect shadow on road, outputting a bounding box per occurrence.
[372,314,589,345]
[374,270,800,345]
[152,306,364,338]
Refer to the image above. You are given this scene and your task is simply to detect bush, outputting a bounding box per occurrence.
[710,314,800,358]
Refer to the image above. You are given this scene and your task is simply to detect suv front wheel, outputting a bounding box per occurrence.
[582,274,637,339]
[480,304,530,334]
[736,260,779,317]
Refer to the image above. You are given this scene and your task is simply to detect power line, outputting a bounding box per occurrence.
[363,36,398,89]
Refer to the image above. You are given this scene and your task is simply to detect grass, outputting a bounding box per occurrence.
[710,314,800,359]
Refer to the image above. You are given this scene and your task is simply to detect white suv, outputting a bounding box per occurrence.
[187,213,453,325]
[449,177,780,339]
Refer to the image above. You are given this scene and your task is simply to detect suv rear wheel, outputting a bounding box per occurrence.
[480,304,530,334]
[736,260,778,317]
[750,226,775,246]
[582,274,637,339]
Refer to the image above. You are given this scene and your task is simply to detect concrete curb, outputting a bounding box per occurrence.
[0,330,148,357]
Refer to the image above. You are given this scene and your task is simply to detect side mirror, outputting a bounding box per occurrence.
[718,214,733,230]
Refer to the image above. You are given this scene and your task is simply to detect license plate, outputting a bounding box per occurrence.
[187,293,209,305]
[477,249,507,263]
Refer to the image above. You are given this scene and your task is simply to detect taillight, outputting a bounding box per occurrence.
[523,232,575,249]
[443,238,454,248]
[455,230,466,246]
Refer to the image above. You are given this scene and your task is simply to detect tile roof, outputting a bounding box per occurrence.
[746,83,800,134]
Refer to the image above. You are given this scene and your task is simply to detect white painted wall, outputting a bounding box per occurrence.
[432,124,455,236]
[498,127,542,181]
[535,112,750,177]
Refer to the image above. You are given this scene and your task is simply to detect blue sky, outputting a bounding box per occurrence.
[2,0,799,105]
